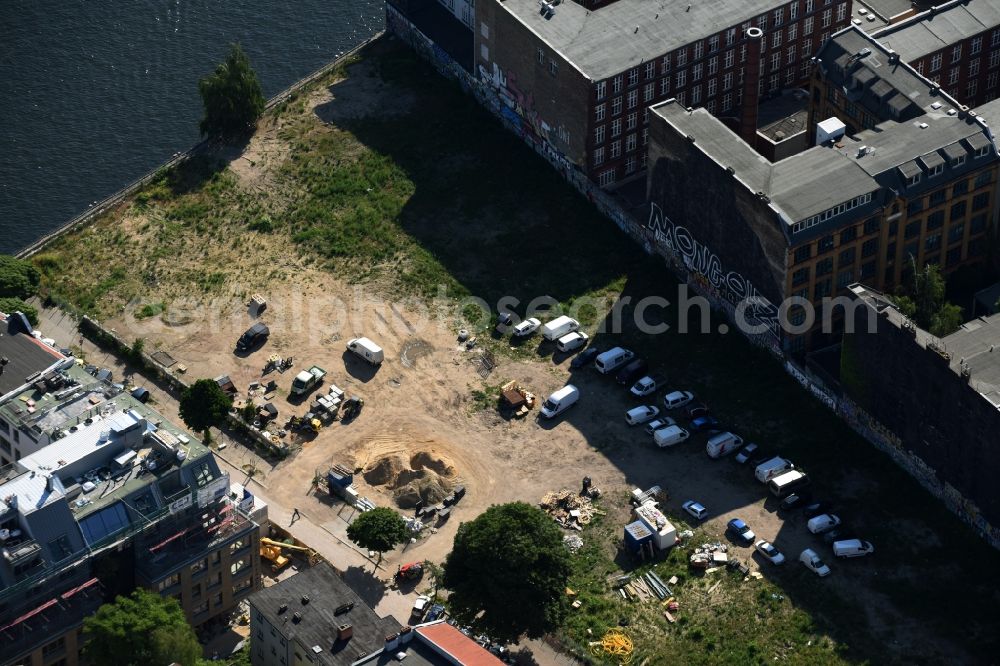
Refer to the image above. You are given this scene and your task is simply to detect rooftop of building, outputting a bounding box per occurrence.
[413,622,506,666]
[849,284,1000,410]
[757,92,810,143]
[0,312,65,400]
[874,0,1000,62]
[249,562,402,666]
[817,25,960,121]
[859,0,935,23]
[497,0,791,81]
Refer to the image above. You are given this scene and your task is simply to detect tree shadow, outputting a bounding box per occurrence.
[341,564,388,609]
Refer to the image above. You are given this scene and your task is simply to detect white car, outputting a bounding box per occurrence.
[807,514,842,534]
[625,405,660,425]
[682,500,708,520]
[644,417,677,435]
[754,540,785,565]
[800,548,831,576]
[663,390,695,410]
[411,595,431,618]
[630,374,666,398]
[512,318,541,337]
[556,331,589,353]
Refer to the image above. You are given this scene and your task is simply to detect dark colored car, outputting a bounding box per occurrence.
[570,347,600,369]
[684,402,710,419]
[803,501,834,519]
[689,415,722,432]
[726,518,756,545]
[425,604,446,622]
[747,451,773,468]
[495,312,514,334]
[236,322,269,352]
[822,528,856,545]
[779,491,813,511]
[615,358,649,385]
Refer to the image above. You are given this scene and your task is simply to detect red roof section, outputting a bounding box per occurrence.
[416,622,506,666]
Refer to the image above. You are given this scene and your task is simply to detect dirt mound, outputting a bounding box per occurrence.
[393,469,454,509]
[362,455,406,486]
[410,451,456,477]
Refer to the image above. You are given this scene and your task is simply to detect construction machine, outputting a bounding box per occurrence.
[259,537,320,571]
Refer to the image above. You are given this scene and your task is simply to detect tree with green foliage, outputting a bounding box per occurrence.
[198,44,266,139]
[0,254,40,299]
[443,502,571,644]
[346,507,408,566]
[0,297,37,325]
[179,378,232,436]
[894,260,964,338]
[83,588,201,666]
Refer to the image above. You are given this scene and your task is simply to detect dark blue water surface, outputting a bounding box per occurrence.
[0,0,384,254]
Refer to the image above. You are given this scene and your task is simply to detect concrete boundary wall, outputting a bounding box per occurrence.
[386,7,1000,549]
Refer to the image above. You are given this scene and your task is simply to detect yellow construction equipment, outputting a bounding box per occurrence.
[259,538,320,571]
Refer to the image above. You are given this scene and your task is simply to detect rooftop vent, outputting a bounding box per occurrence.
[278,604,288,614]
[293,612,303,623]
[301,595,310,605]
[857,145,869,157]
[919,122,929,129]
[931,102,943,110]
[396,652,408,661]
[947,109,957,116]
[311,646,323,655]
[335,602,355,615]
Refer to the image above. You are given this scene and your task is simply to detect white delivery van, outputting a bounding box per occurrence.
[832,539,875,558]
[556,331,588,353]
[542,315,580,341]
[754,456,794,483]
[347,337,384,365]
[540,385,580,418]
[705,431,744,459]
[595,347,634,374]
[768,469,810,497]
[654,425,690,448]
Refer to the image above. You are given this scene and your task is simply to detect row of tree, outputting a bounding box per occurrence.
[0,254,41,325]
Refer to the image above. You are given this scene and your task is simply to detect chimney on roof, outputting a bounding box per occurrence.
[337,624,354,642]
[740,27,764,149]
[400,626,414,644]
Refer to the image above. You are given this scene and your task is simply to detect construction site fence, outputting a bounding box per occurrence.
[385,7,1000,551]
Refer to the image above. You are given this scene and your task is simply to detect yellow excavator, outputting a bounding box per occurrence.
[260,537,320,571]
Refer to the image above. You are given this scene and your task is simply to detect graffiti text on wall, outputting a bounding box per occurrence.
[647,203,781,341]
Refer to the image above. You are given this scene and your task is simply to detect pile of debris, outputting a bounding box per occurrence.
[500,380,535,418]
[563,534,584,553]
[610,571,674,602]
[540,489,603,530]
[689,542,729,570]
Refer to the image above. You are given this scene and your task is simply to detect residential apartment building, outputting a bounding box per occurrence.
[0,361,261,666]
[873,0,1000,107]
[645,26,1000,350]
[249,562,505,666]
[475,0,851,188]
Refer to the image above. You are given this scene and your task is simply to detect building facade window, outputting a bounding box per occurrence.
[596,81,607,99]
[598,169,616,186]
[930,53,942,72]
[593,147,605,166]
[644,82,655,102]
[610,140,621,158]
[628,68,639,86]
[625,134,637,152]
[627,89,638,108]
[613,75,623,93]
[157,573,180,591]
[594,125,605,144]
[611,118,621,137]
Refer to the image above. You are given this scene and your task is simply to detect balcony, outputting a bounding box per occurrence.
[3,539,41,567]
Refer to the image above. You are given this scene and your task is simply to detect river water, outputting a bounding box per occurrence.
[0,0,384,254]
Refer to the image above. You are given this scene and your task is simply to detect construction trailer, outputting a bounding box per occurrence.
[633,502,678,550]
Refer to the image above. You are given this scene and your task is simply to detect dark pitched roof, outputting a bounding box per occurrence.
[0,314,64,398]
[249,563,401,666]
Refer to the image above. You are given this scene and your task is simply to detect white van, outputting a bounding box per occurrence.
[654,425,690,448]
[556,331,589,353]
[768,469,810,497]
[347,337,384,365]
[754,456,794,483]
[542,316,580,341]
[705,431,743,459]
[595,347,634,374]
[540,385,580,418]
[832,539,875,558]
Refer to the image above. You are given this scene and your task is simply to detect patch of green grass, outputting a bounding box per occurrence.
[468,381,504,413]
[135,302,165,320]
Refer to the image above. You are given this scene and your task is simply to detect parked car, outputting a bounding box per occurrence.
[807,514,842,534]
[411,595,431,619]
[625,405,660,426]
[754,540,786,565]
[556,331,589,353]
[663,390,695,410]
[235,322,269,352]
[512,318,541,337]
[726,518,756,545]
[803,501,834,519]
[644,417,677,435]
[799,549,831,576]
[733,442,759,464]
[570,347,600,368]
[615,358,649,386]
[653,425,690,448]
[425,604,446,622]
[494,311,514,334]
[779,491,812,511]
[630,373,668,397]
[822,528,856,545]
[682,500,708,520]
[684,401,710,419]
[689,415,721,432]
[747,451,775,468]
[832,539,875,558]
